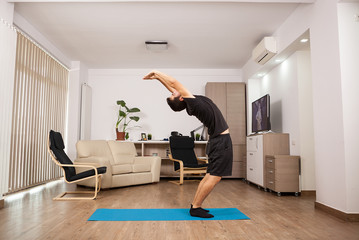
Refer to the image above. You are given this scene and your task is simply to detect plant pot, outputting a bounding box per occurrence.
[116,130,126,141]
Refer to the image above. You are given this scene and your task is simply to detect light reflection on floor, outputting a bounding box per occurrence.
[4,179,63,202]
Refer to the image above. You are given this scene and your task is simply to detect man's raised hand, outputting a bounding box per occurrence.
[143,70,159,80]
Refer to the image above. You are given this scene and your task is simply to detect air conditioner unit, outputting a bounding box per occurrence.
[252,37,277,65]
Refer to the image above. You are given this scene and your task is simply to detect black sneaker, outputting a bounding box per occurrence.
[191,204,209,212]
[190,206,214,218]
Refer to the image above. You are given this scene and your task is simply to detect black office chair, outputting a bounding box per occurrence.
[47,130,107,200]
[168,136,208,185]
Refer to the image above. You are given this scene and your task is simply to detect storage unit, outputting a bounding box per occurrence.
[246,133,289,187]
[265,155,300,196]
[205,82,246,178]
[133,141,207,177]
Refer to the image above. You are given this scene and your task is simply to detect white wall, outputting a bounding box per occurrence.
[260,54,300,146]
[244,0,359,213]
[0,0,13,21]
[88,69,242,141]
[310,0,347,212]
[248,51,315,191]
[338,2,359,213]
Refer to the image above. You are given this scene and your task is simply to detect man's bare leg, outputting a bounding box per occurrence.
[192,173,222,208]
[190,174,221,218]
[192,174,210,208]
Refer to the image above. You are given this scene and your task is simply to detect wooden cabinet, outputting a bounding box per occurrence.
[205,82,246,178]
[133,141,207,177]
[246,133,289,187]
[265,155,300,196]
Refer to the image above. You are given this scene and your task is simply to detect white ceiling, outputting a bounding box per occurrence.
[12,1,314,69]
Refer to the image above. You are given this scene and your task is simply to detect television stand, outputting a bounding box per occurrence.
[246,133,290,188]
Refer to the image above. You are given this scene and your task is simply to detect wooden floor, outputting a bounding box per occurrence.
[0,179,358,240]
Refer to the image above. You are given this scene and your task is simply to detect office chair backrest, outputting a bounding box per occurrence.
[169,136,199,171]
[49,130,76,181]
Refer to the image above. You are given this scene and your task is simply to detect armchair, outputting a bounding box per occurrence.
[47,130,107,200]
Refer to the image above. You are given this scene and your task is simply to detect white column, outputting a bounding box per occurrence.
[66,61,88,160]
[0,1,16,199]
[338,2,359,213]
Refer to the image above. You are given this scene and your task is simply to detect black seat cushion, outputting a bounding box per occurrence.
[68,166,107,182]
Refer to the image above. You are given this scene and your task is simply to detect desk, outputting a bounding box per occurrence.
[133,140,207,177]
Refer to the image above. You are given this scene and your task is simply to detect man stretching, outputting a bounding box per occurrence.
[143,70,233,218]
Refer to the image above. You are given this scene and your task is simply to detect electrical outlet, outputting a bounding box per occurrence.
[354,14,359,22]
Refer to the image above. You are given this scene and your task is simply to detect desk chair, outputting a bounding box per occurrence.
[168,136,208,185]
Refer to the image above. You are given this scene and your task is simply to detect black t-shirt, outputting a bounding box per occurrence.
[183,95,228,138]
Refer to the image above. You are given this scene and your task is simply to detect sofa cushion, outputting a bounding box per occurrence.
[108,141,137,165]
[76,140,114,164]
[132,163,151,173]
[112,164,132,175]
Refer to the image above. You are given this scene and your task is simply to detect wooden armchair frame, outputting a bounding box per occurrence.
[168,154,208,185]
[47,136,103,201]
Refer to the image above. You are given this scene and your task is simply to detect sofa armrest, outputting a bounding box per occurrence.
[134,156,161,182]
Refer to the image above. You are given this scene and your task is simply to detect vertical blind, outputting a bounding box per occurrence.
[8,32,69,193]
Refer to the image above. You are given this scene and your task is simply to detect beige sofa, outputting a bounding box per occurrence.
[74,140,161,189]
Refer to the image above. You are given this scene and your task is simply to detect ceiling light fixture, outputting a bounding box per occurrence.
[145,41,168,51]
[300,38,309,43]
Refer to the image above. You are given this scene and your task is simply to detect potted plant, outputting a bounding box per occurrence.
[195,133,201,141]
[148,134,152,140]
[116,100,140,140]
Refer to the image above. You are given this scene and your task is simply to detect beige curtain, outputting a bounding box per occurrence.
[8,32,69,193]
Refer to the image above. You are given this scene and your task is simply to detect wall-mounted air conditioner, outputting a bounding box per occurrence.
[252,37,277,65]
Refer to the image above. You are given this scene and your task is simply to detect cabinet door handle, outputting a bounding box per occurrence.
[269,170,273,174]
[249,153,253,156]
[269,181,274,184]
[249,168,253,171]
[268,160,273,163]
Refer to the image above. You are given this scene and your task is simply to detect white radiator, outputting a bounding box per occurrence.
[0,19,17,198]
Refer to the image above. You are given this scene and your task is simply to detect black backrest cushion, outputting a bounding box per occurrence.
[170,136,195,149]
[53,131,65,150]
[49,130,76,180]
[170,136,198,171]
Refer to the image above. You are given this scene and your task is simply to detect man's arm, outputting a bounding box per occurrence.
[143,70,194,98]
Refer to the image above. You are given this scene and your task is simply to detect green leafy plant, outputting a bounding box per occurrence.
[195,133,201,141]
[116,100,140,139]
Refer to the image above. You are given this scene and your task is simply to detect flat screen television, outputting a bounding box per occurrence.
[252,94,271,133]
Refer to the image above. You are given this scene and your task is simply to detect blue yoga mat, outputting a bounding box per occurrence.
[88,208,250,221]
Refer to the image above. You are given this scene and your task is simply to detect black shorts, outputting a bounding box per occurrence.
[206,134,233,176]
